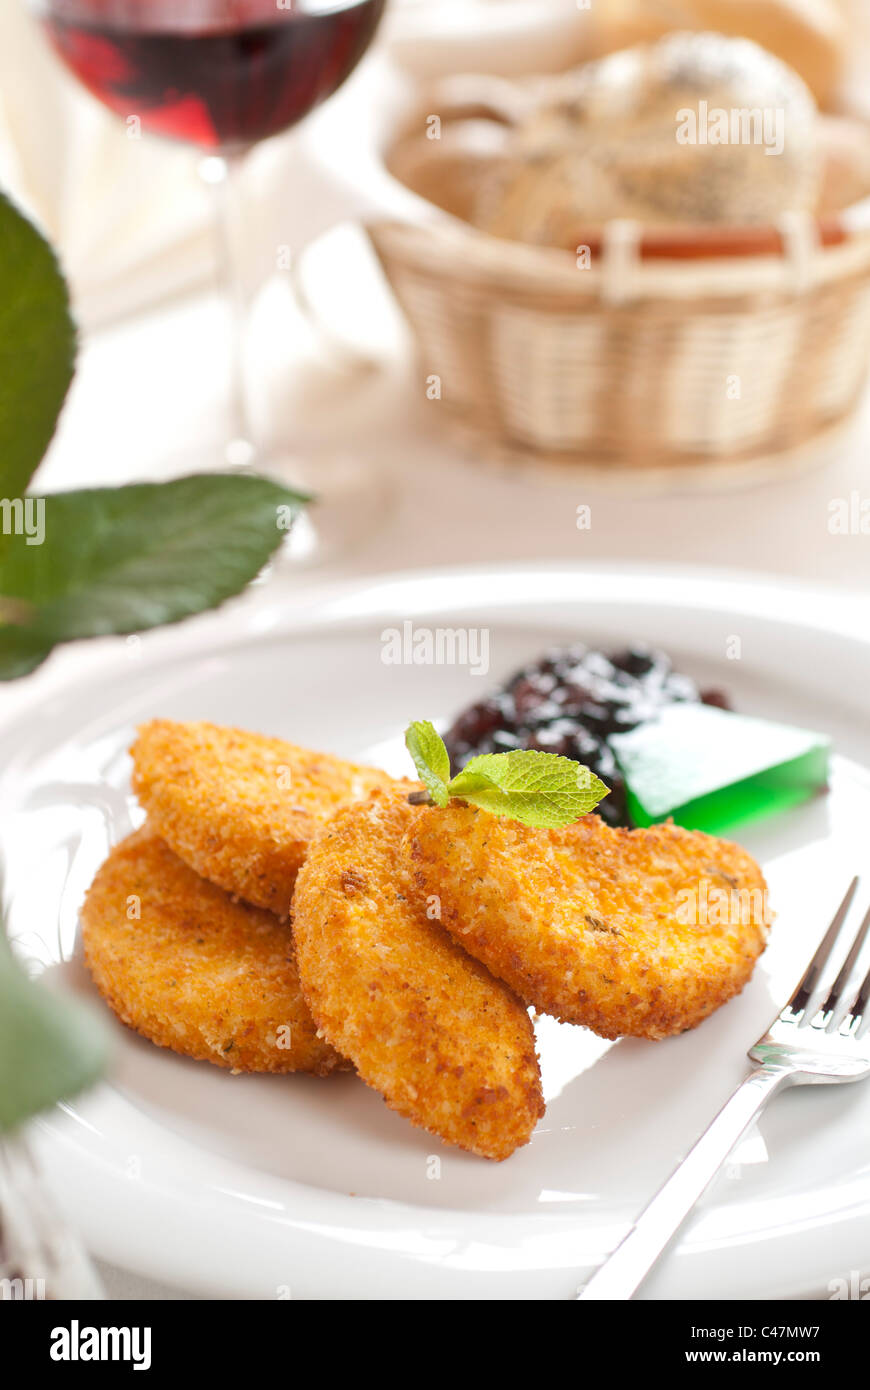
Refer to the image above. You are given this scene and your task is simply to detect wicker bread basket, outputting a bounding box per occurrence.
[368,88,870,481]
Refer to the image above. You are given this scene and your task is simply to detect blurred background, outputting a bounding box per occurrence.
[3,0,870,583]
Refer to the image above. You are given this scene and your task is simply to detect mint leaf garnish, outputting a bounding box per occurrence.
[448,750,609,828]
[403,721,609,828]
[404,720,450,807]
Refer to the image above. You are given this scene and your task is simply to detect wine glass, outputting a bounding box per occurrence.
[29,0,389,563]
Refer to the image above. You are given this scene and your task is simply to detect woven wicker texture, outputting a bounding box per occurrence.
[374,87,870,475]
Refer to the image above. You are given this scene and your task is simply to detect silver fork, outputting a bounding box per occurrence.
[577,877,870,1301]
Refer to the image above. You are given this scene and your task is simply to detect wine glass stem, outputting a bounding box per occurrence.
[199,151,256,471]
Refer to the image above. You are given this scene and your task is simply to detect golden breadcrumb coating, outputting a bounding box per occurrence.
[81,826,346,1075]
[407,806,770,1040]
[130,720,410,914]
[292,788,545,1161]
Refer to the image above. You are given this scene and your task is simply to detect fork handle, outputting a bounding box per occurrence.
[577,1064,793,1300]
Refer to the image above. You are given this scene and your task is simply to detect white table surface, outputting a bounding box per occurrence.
[10,125,870,1299]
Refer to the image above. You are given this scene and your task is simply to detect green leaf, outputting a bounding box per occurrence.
[0,192,76,501]
[0,624,54,680]
[404,720,451,807]
[0,474,308,678]
[0,933,109,1133]
[446,749,609,828]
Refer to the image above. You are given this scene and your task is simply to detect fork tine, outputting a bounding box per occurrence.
[821,901,870,1028]
[844,954,870,1035]
[787,877,860,1018]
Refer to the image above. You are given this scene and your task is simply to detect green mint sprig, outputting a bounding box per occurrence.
[404,720,609,829]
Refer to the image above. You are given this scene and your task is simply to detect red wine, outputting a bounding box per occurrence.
[43,0,387,150]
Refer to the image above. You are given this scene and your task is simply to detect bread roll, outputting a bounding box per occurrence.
[473,32,819,245]
[642,0,847,105]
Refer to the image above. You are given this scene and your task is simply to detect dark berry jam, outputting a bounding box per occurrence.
[443,643,729,828]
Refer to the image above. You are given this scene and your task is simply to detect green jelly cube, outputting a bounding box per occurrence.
[610,703,830,836]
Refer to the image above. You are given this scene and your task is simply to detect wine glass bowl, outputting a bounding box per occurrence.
[39,0,387,153]
[29,0,391,565]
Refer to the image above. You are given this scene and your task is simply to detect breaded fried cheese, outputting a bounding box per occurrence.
[81,826,346,1075]
[408,806,770,1040]
[292,788,545,1160]
[131,720,405,915]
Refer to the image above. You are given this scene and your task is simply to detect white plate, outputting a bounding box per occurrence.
[5,564,870,1301]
